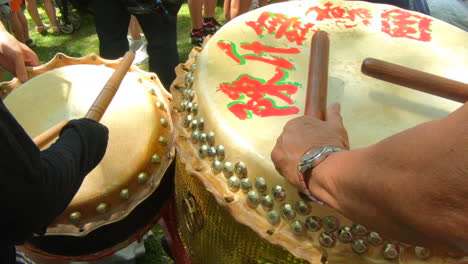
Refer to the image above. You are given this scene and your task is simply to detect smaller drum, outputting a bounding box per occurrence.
[170,1,468,264]
[2,53,174,261]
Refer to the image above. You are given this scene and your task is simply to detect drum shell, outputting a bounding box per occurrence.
[175,158,309,264]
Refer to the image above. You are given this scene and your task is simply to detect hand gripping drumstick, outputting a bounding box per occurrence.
[361,58,468,103]
[305,31,330,119]
[33,51,136,149]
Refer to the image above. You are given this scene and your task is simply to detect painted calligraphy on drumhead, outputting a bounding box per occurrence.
[246,12,314,45]
[305,2,372,28]
[217,40,301,120]
[381,9,432,42]
[247,4,433,43]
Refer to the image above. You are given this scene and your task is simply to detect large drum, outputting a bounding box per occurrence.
[1,53,174,261]
[170,1,467,263]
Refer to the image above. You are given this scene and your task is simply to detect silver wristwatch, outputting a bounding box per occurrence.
[298,146,345,174]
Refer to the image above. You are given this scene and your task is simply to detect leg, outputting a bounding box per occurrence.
[93,0,130,60]
[128,15,141,41]
[203,0,216,18]
[229,0,251,20]
[224,0,231,21]
[17,9,32,44]
[9,12,26,42]
[136,13,179,90]
[42,0,59,30]
[188,0,203,29]
[24,0,45,29]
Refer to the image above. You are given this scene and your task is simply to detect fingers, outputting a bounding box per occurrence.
[13,50,28,83]
[19,42,39,67]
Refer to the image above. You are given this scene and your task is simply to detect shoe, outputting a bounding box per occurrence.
[35,24,49,33]
[51,26,62,34]
[128,35,144,52]
[133,40,149,65]
[190,28,206,46]
[202,17,222,35]
[25,39,36,48]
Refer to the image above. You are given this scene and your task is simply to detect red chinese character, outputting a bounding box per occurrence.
[306,3,372,28]
[381,9,432,41]
[246,12,314,45]
[217,40,299,69]
[217,68,301,119]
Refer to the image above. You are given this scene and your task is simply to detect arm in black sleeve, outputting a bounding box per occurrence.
[0,99,108,247]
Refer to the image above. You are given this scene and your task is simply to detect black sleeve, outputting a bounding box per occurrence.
[0,98,108,247]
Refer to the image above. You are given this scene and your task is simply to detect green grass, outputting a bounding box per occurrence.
[15,3,226,264]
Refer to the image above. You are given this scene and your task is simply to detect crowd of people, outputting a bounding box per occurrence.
[0,0,466,263]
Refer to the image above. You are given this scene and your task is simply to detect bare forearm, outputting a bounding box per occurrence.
[309,103,468,253]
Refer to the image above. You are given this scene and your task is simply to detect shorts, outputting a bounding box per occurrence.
[9,0,23,12]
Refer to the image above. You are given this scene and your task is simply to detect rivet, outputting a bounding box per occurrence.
[186,76,195,88]
[96,203,108,214]
[148,88,156,95]
[227,176,241,192]
[199,132,207,144]
[152,154,161,164]
[199,145,209,158]
[138,172,149,184]
[367,232,383,246]
[187,89,195,101]
[255,177,267,192]
[272,185,286,201]
[414,246,431,259]
[70,212,81,223]
[234,162,247,178]
[216,145,225,161]
[207,146,217,159]
[351,224,368,236]
[190,63,197,73]
[190,119,198,131]
[178,100,189,112]
[120,189,130,200]
[158,136,168,146]
[240,178,252,192]
[183,114,193,128]
[305,216,322,231]
[247,190,260,208]
[191,130,200,143]
[260,195,274,210]
[206,131,215,146]
[322,216,340,232]
[160,118,168,128]
[295,200,311,215]
[382,243,399,260]
[337,226,353,243]
[267,210,280,225]
[291,220,306,235]
[223,162,234,177]
[280,204,296,220]
[192,103,199,116]
[186,102,193,113]
[319,232,336,248]
[198,117,205,131]
[352,239,368,254]
[155,101,165,110]
[212,160,223,174]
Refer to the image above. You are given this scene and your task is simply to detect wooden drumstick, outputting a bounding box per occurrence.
[33,51,135,148]
[33,120,69,149]
[305,31,330,120]
[362,58,468,103]
[86,51,135,121]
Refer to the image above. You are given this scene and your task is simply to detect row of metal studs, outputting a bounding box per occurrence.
[177,59,432,260]
[68,99,169,229]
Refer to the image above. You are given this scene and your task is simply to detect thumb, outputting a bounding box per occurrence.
[326,102,345,129]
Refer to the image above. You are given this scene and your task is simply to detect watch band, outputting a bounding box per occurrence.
[297,146,345,205]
